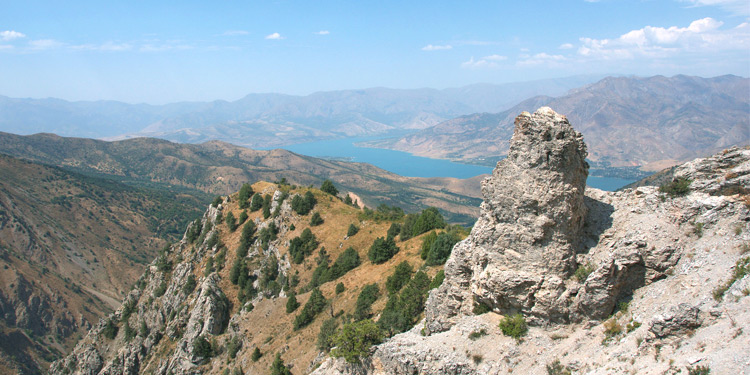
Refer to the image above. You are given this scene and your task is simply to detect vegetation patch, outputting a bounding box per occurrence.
[499,313,528,341]
[713,256,750,301]
[659,177,691,197]
[368,236,400,264]
[331,319,384,363]
[574,263,594,282]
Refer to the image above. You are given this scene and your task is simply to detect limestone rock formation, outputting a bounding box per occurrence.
[314,112,750,375]
[425,107,589,331]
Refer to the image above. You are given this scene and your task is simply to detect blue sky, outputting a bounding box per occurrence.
[1,0,748,104]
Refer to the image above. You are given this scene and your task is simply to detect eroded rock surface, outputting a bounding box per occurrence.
[424,107,589,332]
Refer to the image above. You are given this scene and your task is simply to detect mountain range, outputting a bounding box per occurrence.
[0,75,599,144]
[364,75,750,171]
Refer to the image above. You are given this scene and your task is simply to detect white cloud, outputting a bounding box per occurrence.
[422,44,452,51]
[29,39,63,50]
[315,30,330,35]
[680,0,750,16]
[559,43,574,49]
[72,42,132,51]
[1,30,25,41]
[577,17,749,59]
[139,42,193,52]
[517,52,567,66]
[223,30,249,36]
[461,54,508,69]
[265,32,284,40]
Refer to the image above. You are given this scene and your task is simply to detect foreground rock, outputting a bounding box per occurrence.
[314,109,750,374]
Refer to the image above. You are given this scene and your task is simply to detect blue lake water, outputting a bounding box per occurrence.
[275,136,635,191]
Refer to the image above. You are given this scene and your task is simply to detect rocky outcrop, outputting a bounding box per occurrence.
[424,107,589,331]
[649,303,701,338]
[314,111,750,375]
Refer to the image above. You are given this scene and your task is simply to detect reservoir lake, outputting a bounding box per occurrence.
[276,136,635,191]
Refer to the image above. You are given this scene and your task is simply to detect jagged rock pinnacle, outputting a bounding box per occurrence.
[424,107,589,332]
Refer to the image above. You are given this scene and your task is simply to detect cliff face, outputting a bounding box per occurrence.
[424,107,589,331]
[315,109,750,374]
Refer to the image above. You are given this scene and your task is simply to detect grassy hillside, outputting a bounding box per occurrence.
[0,154,208,374]
[52,181,467,374]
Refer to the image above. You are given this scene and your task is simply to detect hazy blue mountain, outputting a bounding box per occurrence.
[367,75,749,170]
[0,76,602,145]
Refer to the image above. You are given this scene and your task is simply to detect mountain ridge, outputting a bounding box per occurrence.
[364,74,750,171]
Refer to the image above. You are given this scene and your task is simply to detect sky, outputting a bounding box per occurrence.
[0,0,748,104]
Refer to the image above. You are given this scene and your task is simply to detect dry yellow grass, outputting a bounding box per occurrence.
[188,182,448,374]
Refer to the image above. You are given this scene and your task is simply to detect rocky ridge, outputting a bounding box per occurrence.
[49,180,448,375]
[314,108,750,374]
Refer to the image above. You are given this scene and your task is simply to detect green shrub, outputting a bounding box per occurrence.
[368,236,400,264]
[347,223,359,237]
[499,313,528,341]
[182,275,197,294]
[310,212,324,226]
[659,177,691,197]
[225,211,237,232]
[251,347,262,362]
[293,288,327,330]
[687,365,710,375]
[468,328,487,340]
[425,232,459,266]
[226,336,242,359]
[211,196,223,207]
[546,359,572,375]
[335,282,345,294]
[193,336,214,358]
[321,179,339,196]
[429,270,445,289]
[693,222,704,237]
[292,191,318,215]
[250,194,263,211]
[153,280,167,298]
[186,219,202,243]
[269,353,291,375]
[473,301,491,315]
[354,283,380,321]
[377,271,431,336]
[286,291,300,313]
[387,223,401,239]
[420,231,438,259]
[288,228,319,264]
[238,183,254,209]
[317,317,339,351]
[713,256,750,301]
[574,263,594,282]
[386,261,413,294]
[123,321,136,342]
[102,319,118,339]
[602,317,622,343]
[331,319,383,363]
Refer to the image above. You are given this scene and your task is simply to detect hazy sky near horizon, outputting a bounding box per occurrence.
[1,0,748,104]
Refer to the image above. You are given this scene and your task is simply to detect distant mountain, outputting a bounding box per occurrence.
[0,132,483,225]
[365,75,750,171]
[0,76,600,146]
[0,155,207,374]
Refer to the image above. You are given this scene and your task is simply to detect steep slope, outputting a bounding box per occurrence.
[315,108,750,374]
[0,155,207,374]
[50,181,457,375]
[369,75,750,171]
[0,132,482,225]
